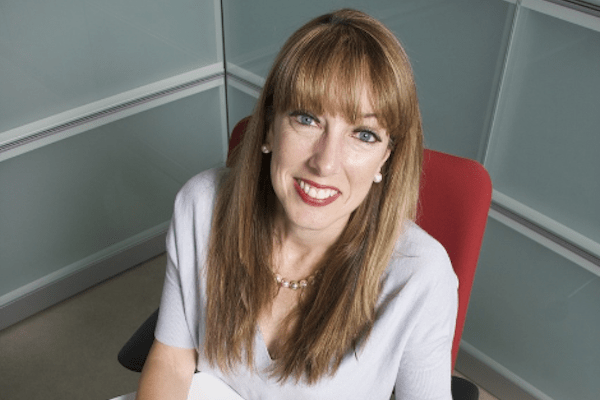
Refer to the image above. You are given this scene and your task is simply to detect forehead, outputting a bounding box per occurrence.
[280,80,382,125]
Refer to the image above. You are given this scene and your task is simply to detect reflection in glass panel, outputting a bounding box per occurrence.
[485,7,600,248]
[222,0,514,159]
[0,0,219,133]
[464,218,600,400]
[0,88,225,297]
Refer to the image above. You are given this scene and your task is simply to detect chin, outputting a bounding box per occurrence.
[289,208,348,233]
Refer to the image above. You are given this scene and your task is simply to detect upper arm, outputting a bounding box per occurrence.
[147,339,197,375]
[154,172,214,349]
[394,231,457,399]
[394,278,456,399]
[136,339,197,400]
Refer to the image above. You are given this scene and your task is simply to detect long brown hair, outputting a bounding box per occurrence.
[204,9,423,384]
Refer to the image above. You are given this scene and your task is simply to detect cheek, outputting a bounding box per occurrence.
[271,142,292,173]
[274,133,312,167]
[269,155,288,205]
[270,136,303,190]
[344,151,389,193]
[346,149,389,173]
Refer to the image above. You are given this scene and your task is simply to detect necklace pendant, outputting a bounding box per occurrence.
[274,273,315,290]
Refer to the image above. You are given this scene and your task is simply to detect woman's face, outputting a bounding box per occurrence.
[267,90,391,238]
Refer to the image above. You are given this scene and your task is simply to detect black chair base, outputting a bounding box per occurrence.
[452,375,480,400]
[118,308,159,372]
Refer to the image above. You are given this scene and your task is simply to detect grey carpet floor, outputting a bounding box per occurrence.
[0,254,166,400]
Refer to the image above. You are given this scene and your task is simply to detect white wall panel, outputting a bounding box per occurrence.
[0,88,225,301]
[486,3,600,257]
[464,217,600,400]
[0,0,220,134]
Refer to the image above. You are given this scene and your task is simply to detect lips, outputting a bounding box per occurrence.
[293,178,341,207]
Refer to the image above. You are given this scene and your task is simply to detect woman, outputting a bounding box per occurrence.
[137,9,457,400]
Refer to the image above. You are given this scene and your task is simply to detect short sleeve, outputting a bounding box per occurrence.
[154,218,196,349]
[153,168,222,350]
[394,239,458,400]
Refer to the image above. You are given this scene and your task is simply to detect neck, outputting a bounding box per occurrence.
[272,217,345,280]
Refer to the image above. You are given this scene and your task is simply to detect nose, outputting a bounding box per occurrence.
[308,125,343,176]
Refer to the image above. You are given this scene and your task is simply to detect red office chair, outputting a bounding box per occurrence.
[119,117,492,399]
[417,148,492,370]
[416,145,492,400]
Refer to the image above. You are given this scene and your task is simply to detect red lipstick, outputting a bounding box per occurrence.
[293,179,341,207]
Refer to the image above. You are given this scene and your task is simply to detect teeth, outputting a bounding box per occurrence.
[297,179,338,200]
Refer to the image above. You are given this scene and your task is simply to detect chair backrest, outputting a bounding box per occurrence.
[226,117,250,167]
[416,149,492,368]
[227,117,492,369]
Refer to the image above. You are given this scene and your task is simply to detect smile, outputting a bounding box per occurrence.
[294,179,341,207]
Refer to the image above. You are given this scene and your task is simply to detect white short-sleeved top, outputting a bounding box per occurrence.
[155,168,458,400]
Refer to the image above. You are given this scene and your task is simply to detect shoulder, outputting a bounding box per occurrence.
[165,168,228,271]
[385,221,457,291]
[173,167,227,216]
[177,167,227,202]
[395,221,451,268]
[378,222,458,341]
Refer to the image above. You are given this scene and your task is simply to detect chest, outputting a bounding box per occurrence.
[200,309,402,400]
[256,290,303,358]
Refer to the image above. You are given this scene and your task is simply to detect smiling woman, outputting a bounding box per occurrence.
[266,89,391,232]
[136,9,457,400]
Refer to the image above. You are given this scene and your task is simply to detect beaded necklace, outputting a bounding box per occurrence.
[273,272,318,291]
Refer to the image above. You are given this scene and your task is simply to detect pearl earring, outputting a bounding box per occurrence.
[374,172,382,183]
[261,145,271,154]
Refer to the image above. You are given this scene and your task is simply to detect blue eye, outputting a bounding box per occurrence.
[296,114,317,126]
[298,115,314,125]
[356,130,379,143]
[289,111,318,127]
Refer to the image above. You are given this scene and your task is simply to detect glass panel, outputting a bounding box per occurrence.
[226,84,258,133]
[0,0,219,133]
[464,218,600,400]
[222,0,514,160]
[485,6,600,248]
[380,0,514,159]
[0,88,225,297]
